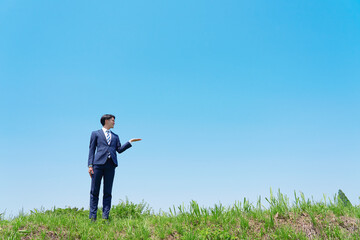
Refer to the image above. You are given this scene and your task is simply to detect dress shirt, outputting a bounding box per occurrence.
[102,127,112,143]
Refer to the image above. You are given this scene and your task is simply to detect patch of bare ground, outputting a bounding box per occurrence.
[164,230,181,240]
[245,218,265,239]
[249,218,264,231]
[273,212,319,239]
[220,212,360,239]
[338,215,359,233]
[19,225,63,240]
[271,212,360,239]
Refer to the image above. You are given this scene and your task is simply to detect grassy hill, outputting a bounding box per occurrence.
[1,190,359,239]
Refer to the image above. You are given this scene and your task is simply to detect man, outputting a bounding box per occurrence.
[88,114,141,221]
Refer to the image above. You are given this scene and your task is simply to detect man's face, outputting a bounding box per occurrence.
[105,117,115,129]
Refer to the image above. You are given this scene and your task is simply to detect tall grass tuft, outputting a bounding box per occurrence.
[111,197,151,219]
[338,189,352,207]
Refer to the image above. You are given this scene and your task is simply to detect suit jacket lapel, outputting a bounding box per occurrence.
[98,129,107,144]
[109,130,115,146]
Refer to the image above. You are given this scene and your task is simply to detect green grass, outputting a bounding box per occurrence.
[1,190,360,239]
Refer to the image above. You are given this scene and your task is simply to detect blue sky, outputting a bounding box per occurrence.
[1,0,359,218]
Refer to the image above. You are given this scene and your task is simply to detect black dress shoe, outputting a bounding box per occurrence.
[90,217,97,223]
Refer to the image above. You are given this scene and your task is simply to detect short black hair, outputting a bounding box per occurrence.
[100,114,115,126]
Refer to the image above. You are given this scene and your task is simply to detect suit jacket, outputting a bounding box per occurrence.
[88,129,132,167]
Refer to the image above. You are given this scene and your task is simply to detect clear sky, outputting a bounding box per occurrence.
[1,0,359,219]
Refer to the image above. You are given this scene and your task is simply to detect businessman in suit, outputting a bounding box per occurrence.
[88,114,141,221]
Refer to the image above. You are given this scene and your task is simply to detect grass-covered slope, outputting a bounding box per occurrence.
[1,190,359,239]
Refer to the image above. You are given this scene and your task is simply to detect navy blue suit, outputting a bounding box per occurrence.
[88,129,132,219]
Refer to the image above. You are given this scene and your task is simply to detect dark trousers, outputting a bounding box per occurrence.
[89,158,116,219]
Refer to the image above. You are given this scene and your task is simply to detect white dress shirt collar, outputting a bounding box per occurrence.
[102,127,111,134]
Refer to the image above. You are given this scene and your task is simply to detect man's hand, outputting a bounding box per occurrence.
[129,138,142,143]
[88,167,94,178]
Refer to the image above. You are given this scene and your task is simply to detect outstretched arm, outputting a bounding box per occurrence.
[116,138,142,153]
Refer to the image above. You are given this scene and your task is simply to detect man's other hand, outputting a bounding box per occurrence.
[88,167,94,178]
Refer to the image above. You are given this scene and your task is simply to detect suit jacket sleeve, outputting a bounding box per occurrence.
[116,136,132,154]
[88,131,97,166]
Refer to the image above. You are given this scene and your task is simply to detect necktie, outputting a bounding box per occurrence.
[106,130,111,145]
